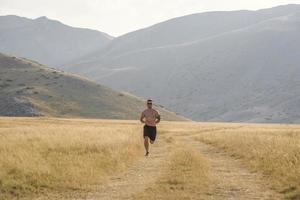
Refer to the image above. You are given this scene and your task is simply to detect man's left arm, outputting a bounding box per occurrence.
[155,111,161,124]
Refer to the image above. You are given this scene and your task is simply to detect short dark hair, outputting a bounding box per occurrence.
[147,99,152,102]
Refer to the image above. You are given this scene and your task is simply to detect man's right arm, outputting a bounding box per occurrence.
[140,112,145,123]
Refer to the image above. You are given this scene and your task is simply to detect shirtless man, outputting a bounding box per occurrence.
[140,99,161,156]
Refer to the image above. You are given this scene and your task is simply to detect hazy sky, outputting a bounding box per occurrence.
[0,0,300,36]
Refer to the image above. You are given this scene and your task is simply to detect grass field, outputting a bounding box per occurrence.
[0,117,299,199]
[0,117,142,200]
[194,123,300,199]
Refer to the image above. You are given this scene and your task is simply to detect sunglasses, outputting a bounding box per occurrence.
[147,102,152,105]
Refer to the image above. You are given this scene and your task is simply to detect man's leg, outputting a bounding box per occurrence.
[149,127,156,144]
[144,136,150,155]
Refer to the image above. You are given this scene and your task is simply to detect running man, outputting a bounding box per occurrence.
[140,99,161,156]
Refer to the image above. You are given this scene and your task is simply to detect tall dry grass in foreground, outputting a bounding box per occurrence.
[194,124,300,199]
[133,145,211,200]
[1,118,300,200]
[0,117,142,200]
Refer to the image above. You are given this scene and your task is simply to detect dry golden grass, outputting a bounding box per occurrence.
[0,117,143,200]
[194,123,300,199]
[133,145,211,200]
[1,118,300,200]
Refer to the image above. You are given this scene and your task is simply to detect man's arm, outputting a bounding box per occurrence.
[155,112,161,124]
[140,112,145,123]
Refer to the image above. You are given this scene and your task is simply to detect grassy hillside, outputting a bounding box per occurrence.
[0,53,185,120]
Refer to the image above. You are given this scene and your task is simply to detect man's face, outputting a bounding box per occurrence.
[147,101,152,109]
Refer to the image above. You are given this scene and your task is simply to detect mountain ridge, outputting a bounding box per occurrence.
[0,15,114,67]
[62,4,300,123]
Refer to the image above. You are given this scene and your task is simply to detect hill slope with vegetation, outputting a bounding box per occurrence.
[0,53,184,120]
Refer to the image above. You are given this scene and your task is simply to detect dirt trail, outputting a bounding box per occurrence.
[90,133,282,200]
[84,141,170,200]
[34,132,282,200]
[32,140,170,200]
[178,134,282,200]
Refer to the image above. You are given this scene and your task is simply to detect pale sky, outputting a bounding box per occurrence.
[0,0,300,36]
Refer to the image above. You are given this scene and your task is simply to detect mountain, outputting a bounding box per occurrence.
[65,4,300,69]
[0,53,185,120]
[0,15,113,67]
[65,4,300,123]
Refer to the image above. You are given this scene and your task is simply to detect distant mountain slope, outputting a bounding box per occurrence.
[0,53,185,120]
[0,15,113,67]
[65,4,300,123]
[65,4,300,69]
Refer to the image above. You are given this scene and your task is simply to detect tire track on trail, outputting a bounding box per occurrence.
[32,138,171,200]
[83,140,171,200]
[178,134,283,200]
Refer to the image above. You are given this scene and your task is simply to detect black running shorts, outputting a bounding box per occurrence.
[143,125,157,141]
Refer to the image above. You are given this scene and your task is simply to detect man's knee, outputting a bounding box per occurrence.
[150,140,154,144]
[144,136,149,142]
